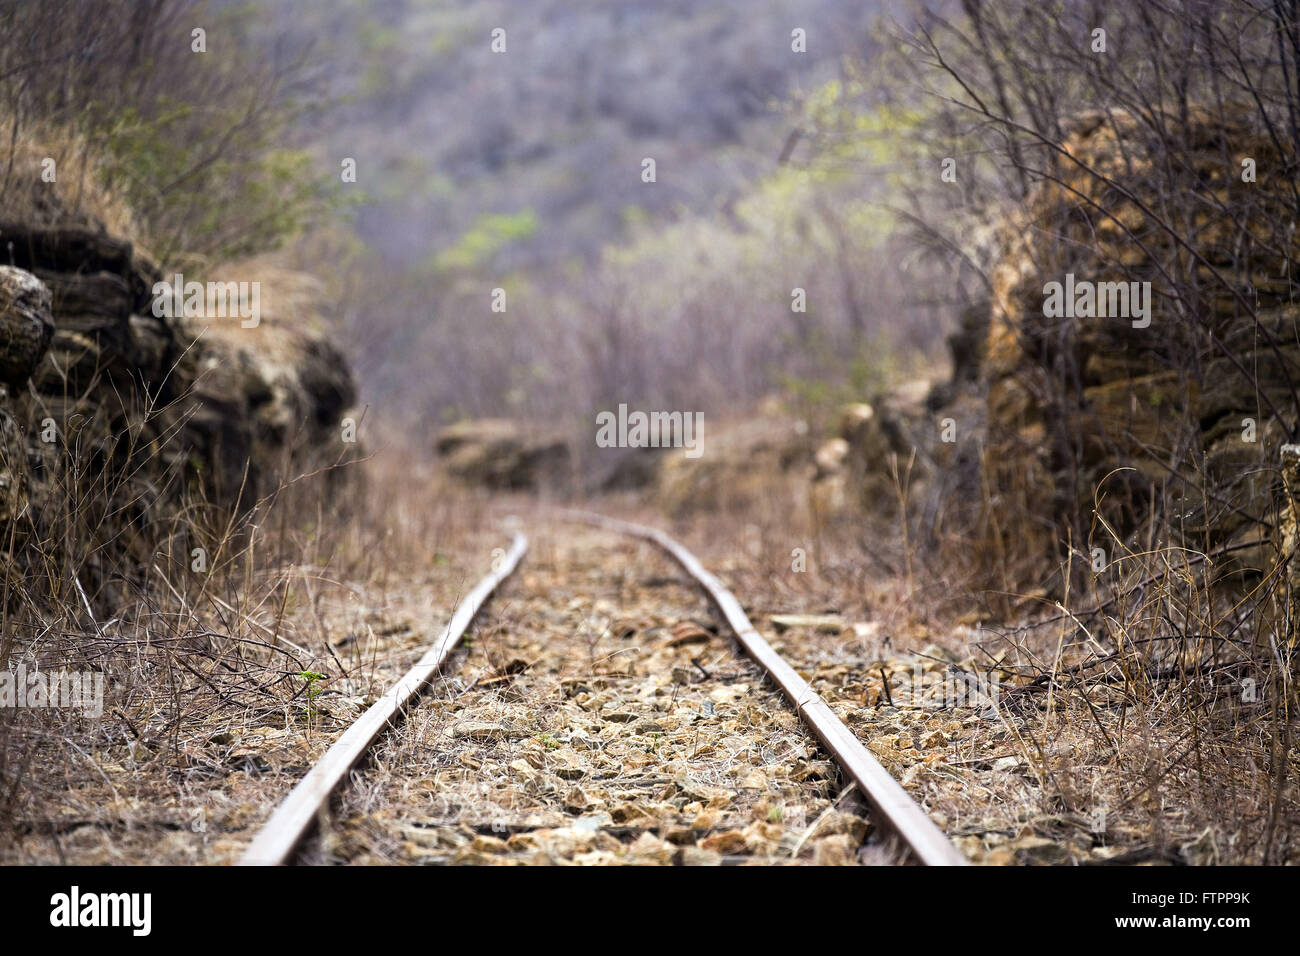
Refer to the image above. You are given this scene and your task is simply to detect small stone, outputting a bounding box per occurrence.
[664,827,697,845]
[699,829,748,855]
[691,808,721,830]
[736,768,767,789]
[676,846,722,866]
[562,787,589,812]
[450,721,512,741]
[470,835,508,854]
[1005,836,1069,864]
[812,834,859,865]
[551,746,586,779]
[708,684,747,705]
[626,831,675,864]
[673,770,732,802]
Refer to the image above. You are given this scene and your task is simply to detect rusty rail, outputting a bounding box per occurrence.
[568,510,967,866]
[239,532,528,866]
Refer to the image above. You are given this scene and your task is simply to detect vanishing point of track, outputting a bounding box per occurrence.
[239,513,967,866]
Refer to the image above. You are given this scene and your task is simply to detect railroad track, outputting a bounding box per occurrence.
[240,515,966,866]
[238,532,528,866]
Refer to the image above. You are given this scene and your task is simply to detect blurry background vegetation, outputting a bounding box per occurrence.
[12,0,1291,451]
[1,0,953,444]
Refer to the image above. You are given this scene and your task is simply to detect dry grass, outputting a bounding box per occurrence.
[3,461,888,867]
[8,424,1292,864]
[0,446,502,863]
[0,119,139,239]
[654,458,1299,864]
[974,519,1300,864]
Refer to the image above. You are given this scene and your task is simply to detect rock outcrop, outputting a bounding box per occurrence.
[808,108,1298,589]
[808,377,985,530]
[655,414,813,517]
[973,108,1299,569]
[0,168,357,610]
[0,266,54,388]
[436,418,571,491]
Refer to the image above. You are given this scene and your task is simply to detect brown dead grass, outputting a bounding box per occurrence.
[6,404,1293,865]
[0,445,494,864]
[0,119,139,239]
[644,461,1299,864]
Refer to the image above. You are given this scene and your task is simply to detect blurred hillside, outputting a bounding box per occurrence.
[272,0,889,271]
[0,0,942,481]
[254,0,951,430]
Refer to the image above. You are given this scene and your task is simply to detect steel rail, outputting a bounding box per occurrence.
[567,510,967,866]
[239,532,528,865]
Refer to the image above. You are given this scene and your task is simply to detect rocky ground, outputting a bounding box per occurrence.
[3,494,1280,866]
[311,524,888,866]
[2,512,1006,866]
